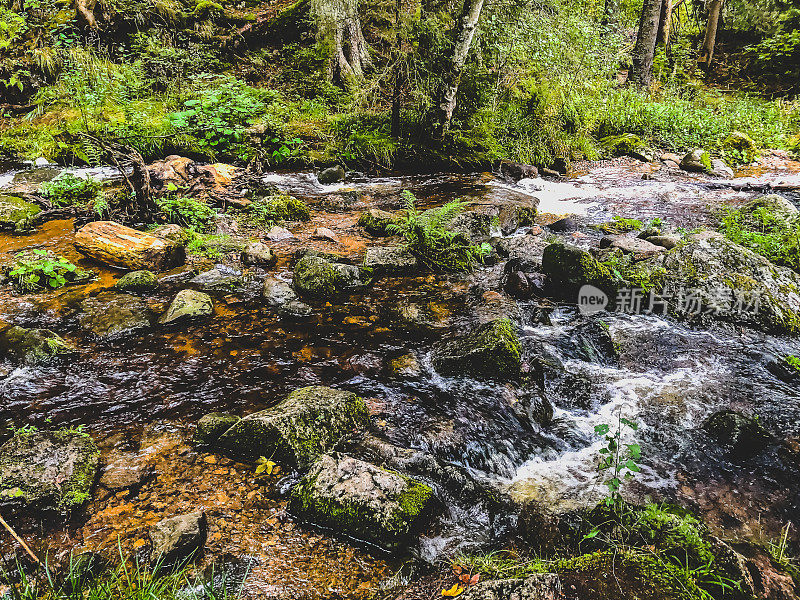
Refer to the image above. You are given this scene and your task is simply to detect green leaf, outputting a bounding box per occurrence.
[594,424,610,435]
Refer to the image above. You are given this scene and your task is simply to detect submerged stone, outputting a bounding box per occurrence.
[194,413,241,446]
[0,429,100,519]
[432,318,521,380]
[289,454,434,551]
[216,386,370,468]
[159,289,213,325]
[79,293,151,339]
[0,325,75,364]
[702,410,773,459]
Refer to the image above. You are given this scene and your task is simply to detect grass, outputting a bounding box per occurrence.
[719,202,800,273]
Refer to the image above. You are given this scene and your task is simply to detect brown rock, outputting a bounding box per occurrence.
[75,221,185,271]
[312,227,340,243]
[599,235,665,260]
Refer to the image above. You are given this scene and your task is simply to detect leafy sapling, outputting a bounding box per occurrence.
[595,412,641,507]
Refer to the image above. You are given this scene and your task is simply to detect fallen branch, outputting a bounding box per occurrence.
[0,512,40,566]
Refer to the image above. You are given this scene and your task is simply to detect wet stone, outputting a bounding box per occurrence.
[79,293,151,339]
[114,270,159,293]
[262,277,297,306]
[241,242,276,267]
[159,289,213,325]
[190,266,244,294]
[195,413,241,446]
[149,511,207,567]
[0,325,75,364]
[363,246,418,275]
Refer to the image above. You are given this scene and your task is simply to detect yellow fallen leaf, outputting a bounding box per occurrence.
[442,583,464,597]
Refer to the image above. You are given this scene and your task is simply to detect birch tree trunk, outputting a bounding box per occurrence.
[435,0,485,139]
[629,0,663,86]
[698,0,723,69]
[312,0,372,85]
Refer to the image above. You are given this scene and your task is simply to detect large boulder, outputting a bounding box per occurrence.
[0,429,100,519]
[0,325,75,364]
[75,221,185,271]
[363,246,418,276]
[216,386,370,468]
[79,293,151,339]
[149,511,207,567]
[293,255,362,300]
[159,289,213,325]
[432,318,521,380]
[541,243,614,292]
[0,194,41,231]
[289,454,434,551]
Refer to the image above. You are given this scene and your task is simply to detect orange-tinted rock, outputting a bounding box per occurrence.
[75,221,185,271]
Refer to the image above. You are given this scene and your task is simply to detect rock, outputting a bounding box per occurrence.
[461,574,562,600]
[317,165,346,184]
[495,234,549,266]
[252,194,310,221]
[266,226,294,241]
[363,246,418,275]
[450,211,494,244]
[474,290,522,324]
[34,157,49,167]
[241,242,276,267]
[79,293,151,339]
[491,199,538,235]
[149,511,207,567]
[312,227,339,243]
[278,299,314,319]
[190,267,243,293]
[541,243,614,291]
[216,386,370,468]
[262,277,297,306]
[739,194,798,220]
[388,353,422,379]
[432,318,521,380]
[194,413,241,446]
[680,148,712,173]
[710,159,734,178]
[358,209,399,236]
[289,454,434,551]
[159,289,213,325]
[293,255,362,300]
[98,454,155,494]
[499,160,538,182]
[212,214,239,237]
[645,234,681,250]
[510,388,554,426]
[114,270,158,293]
[661,152,683,164]
[702,410,773,459]
[599,235,666,260]
[723,131,758,161]
[75,221,185,271]
[0,195,41,231]
[0,429,100,518]
[386,299,453,334]
[0,325,75,364]
[600,133,651,161]
[547,217,579,232]
[647,232,800,333]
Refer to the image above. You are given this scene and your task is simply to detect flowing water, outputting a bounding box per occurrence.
[1,156,800,598]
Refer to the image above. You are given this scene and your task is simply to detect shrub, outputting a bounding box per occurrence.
[4,249,93,292]
[386,190,487,272]
[156,196,216,231]
[41,173,103,207]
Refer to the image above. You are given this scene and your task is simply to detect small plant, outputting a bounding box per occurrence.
[594,411,641,507]
[785,355,800,373]
[5,249,92,292]
[719,203,800,273]
[41,173,103,207]
[156,196,216,231]
[386,190,487,272]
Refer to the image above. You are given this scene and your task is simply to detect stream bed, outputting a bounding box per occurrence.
[1,154,800,598]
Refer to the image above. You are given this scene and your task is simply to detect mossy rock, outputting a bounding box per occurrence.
[250,194,310,222]
[0,429,100,519]
[0,195,41,232]
[289,454,434,551]
[541,243,614,292]
[194,413,241,445]
[432,317,521,380]
[159,289,213,325]
[600,134,651,161]
[557,549,704,600]
[114,270,159,293]
[0,325,76,364]
[216,386,370,468]
[293,255,362,300]
[358,209,400,236]
[702,410,773,459]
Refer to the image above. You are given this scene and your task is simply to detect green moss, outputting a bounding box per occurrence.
[542,243,615,290]
[0,195,42,232]
[247,194,310,226]
[432,317,521,380]
[594,216,643,235]
[784,355,800,373]
[358,209,400,236]
[700,151,713,171]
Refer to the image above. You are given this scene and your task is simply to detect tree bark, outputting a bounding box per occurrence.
[629,0,663,87]
[390,0,403,138]
[313,0,372,85]
[435,0,485,139]
[601,0,618,27]
[698,0,723,70]
[75,0,98,28]
[656,0,673,50]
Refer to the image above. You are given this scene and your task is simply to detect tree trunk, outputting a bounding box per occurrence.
[629,0,663,87]
[435,0,485,139]
[313,0,372,85]
[75,0,98,28]
[390,0,402,138]
[656,0,673,50]
[698,0,723,69]
[601,0,618,27]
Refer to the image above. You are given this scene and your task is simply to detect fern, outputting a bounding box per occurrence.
[387,190,486,272]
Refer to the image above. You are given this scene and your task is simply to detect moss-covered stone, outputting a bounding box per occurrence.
[216,386,370,468]
[114,270,159,293]
[702,409,773,458]
[541,243,615,291]
[289,454,434,551]
[250,194,310,222]
[79,293,151,339]
[293,255,362,300]
[194,412,241,445]
[0,325,76,364]
[159,289,213,325]
[432,317,521,380]
[0,195,41,231]
[0,429,99,518]
[358,209,400,236]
